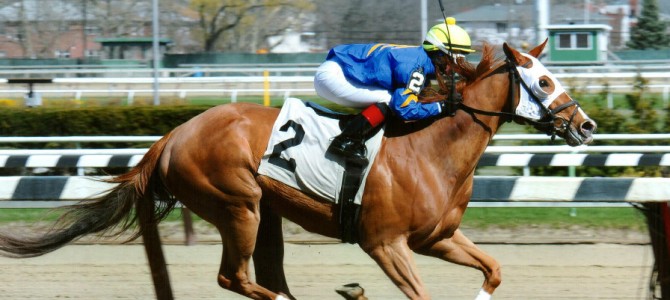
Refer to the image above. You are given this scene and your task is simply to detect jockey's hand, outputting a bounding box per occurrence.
[439,92,463,116]
[450,91,463,102]
[439,101,452,116]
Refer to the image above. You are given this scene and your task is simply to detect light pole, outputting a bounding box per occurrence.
[82,0,87,59]
[421,0,428,42]
[152,0,160,105]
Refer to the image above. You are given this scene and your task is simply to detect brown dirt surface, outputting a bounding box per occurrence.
[0,243,653,299]
[0,220,655,299]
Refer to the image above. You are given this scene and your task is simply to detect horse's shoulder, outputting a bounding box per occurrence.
[383,116,439,138]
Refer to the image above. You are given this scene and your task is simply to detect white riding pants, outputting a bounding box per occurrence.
[314,60,392,108]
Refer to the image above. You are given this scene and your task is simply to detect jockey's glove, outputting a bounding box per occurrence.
[438,92,463,116]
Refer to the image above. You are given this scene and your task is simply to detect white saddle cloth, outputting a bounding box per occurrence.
[257,97,384,204]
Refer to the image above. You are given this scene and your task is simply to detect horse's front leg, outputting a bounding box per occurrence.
[253,201,294,299]
[416,229,501,300]
[365,237,430,299]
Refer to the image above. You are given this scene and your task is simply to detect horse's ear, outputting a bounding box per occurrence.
[502,42,529,66]
[527,38,548,58]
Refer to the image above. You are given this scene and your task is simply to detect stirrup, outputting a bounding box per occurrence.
[345,153,369,166]
[327,141,369,166]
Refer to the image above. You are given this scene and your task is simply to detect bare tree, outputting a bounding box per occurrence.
[0,0,78,58]
[158,0,202,53]
[312,0,423,48]
[189,0,313,52]
[311,0,497,49]
[85,0,152,37]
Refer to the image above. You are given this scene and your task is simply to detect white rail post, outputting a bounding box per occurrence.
[607,91,614,109]
[231,90,238,103]
[127,91,135,105]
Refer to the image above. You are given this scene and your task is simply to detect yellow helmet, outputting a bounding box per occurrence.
[423,17,475,53]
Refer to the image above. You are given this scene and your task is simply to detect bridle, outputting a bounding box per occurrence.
[447,57,581,141]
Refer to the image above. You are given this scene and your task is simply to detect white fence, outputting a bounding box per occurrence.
[0,134,667,208]
[3,133,667,143]
[1,64,669,107]
[0,175,667,208]
[0,61,668,77]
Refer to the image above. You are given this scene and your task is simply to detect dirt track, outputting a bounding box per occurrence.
[0,242,653,299]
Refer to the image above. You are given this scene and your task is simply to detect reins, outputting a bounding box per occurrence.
[445,58,580,140]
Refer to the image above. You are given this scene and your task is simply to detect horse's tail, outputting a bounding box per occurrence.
[0,131,177,258]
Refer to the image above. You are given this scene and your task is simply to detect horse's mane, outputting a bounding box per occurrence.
[387,43,504,137]
[455,43,500,84]
[420,43,502,103]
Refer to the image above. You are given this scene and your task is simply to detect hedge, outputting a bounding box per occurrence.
[0,105,214,148]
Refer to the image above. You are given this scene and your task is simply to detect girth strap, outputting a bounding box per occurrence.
[338,161,365,244]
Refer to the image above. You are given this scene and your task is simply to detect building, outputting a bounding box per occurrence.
[451,1,628,52]
[545,24,612,62]
[96,37,173,61]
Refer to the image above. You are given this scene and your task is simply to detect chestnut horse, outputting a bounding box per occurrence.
[0,41,595,299]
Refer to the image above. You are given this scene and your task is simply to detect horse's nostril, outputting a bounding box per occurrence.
[581,120,597,134]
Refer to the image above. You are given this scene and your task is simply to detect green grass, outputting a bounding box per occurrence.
[0,207,648,232]
[0,209,61,223]
[0,208,192,224]
[461,207,647,231]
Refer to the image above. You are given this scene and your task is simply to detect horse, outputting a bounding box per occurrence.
[0,40,596,300]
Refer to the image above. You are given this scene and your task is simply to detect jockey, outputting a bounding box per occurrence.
[314,17,475,165]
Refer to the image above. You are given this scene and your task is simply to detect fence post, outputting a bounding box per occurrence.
[127,91,135,105]
[263,70,270,106]
[607,91,614,109]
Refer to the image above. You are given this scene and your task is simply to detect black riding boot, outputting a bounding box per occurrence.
[328,103,389,165]
[328,113,373,165]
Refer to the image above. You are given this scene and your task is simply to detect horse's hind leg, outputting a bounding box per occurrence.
[214,200,283,300]
[137,193,173,300]
[416,229,501,300]
[365,237,430,299]
[253,201,294,299]
[176,181,281,299]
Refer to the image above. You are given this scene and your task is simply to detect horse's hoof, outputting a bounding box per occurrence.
[335,283,367,300]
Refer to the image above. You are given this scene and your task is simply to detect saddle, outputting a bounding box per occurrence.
[305,102,349,120]
[257,98,384,244]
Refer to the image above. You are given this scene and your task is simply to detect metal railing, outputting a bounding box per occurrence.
[0,134,667,208]
[1,65,667,107]
[2,133,668,146]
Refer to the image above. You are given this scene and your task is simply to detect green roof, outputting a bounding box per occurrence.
[95,37,173,45]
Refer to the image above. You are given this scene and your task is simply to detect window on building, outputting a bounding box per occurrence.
[0,51,6,58]
[54,50,70,58]
[85,26,101,35]
[575,33,589,48]
[556,32,592,50]
[496,22,507,34]
[85,49,99,57]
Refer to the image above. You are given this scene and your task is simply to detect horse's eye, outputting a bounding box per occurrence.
[539,79,549,88]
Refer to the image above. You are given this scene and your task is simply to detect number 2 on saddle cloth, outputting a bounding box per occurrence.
[257,98,384,243]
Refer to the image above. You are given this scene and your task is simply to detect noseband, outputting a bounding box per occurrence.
[452,59,580,140]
